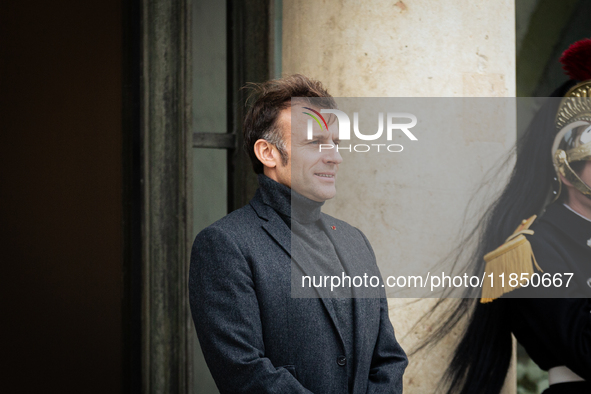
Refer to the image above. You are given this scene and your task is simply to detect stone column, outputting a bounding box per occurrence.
[282,1,516,393]
[140,0,192,392]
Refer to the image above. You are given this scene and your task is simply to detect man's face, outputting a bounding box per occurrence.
[274,104,342,202]
[562,160,591,214]
[576,161,591,202]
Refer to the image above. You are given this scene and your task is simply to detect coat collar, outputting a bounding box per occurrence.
[250,189,291,257]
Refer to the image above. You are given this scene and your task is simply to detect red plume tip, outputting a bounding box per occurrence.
[560,38,591,81]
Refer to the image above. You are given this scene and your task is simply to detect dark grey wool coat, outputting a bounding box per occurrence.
[189,188,407,394]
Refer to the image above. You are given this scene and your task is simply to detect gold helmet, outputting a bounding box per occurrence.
[552,39,591,199]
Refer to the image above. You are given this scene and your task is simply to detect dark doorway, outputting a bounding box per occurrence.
[0,1,123,392]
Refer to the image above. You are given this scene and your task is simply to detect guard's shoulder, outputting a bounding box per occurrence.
[524,219,569,273]
[526,214,555,238]
[481,215,541,303]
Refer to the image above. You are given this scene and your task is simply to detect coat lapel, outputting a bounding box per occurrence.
[250,192,345,346]
[262,212,292,257]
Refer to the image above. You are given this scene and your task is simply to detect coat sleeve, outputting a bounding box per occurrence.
[189,225,313,394]
[365,296,409,394]
[357,229,408,394]
[509,297,591,380]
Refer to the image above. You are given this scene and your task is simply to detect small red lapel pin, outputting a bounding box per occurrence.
[331,226,336,230]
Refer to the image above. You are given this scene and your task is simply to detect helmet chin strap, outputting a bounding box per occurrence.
[555,149,591,200]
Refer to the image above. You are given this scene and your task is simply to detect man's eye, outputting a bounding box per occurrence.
[310,140,320,144]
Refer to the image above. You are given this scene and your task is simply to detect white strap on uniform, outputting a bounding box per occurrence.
[548,366,585,385]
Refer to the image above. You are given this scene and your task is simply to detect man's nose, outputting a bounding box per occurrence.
[324,143,343,164]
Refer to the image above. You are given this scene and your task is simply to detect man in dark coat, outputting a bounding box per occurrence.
[189,74,407,394]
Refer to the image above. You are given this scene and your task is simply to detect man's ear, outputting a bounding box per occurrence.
[253,139,278,169]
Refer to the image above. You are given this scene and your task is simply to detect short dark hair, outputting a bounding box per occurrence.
[243,74,336,174]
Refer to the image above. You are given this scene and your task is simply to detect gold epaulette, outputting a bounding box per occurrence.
[480,215,543,303]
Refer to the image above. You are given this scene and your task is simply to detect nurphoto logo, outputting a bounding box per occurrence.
[304,108,418,153]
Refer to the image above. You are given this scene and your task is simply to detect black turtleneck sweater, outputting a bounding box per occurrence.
[257,174,356,392]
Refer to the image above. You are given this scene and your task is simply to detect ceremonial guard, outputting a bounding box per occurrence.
[420,39,591,394]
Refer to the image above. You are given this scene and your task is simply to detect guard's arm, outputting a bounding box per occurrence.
[508,235,591,381]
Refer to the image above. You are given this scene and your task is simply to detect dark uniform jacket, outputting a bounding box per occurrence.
[189,176,407,394]
[506,202,591,381]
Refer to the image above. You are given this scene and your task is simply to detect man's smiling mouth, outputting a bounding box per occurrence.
[314,173,335,178]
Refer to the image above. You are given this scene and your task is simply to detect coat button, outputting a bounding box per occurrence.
[337,355,347,366]
[587,278,591,288]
